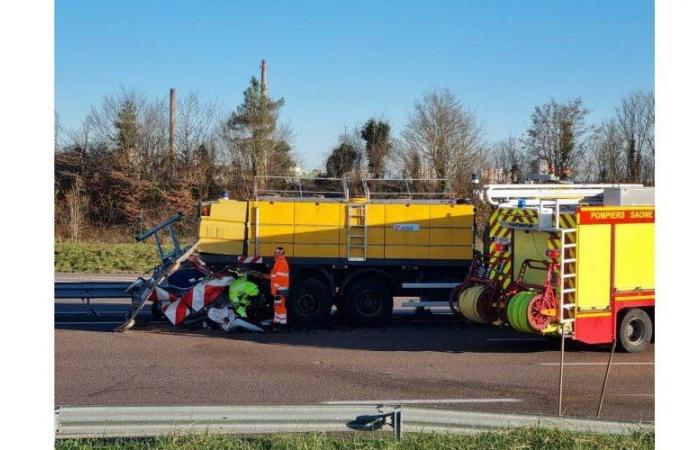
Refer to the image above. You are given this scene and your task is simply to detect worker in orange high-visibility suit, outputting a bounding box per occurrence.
[268,246,289,326]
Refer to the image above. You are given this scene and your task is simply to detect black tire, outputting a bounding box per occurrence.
[288,277,332,325]
[617,308,653,353]
[343,277,393,326]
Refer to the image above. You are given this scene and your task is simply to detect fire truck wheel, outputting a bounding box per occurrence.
[618,308,653,353]
[288,277,332,325]
[343,278,393,326]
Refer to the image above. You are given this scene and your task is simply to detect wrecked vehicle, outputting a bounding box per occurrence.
[116,213,272,333]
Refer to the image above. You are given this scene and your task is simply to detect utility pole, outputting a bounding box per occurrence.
[260,59,268,177]
[168,88,176,176]
[260,59,267,96]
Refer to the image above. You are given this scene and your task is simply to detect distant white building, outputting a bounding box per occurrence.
[291,165,304,177]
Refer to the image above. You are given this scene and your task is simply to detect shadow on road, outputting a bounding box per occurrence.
[55,301,616,354]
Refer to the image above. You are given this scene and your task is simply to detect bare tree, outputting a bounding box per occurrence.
[176,92,221,165]
[65,176,87,242]
[491,137,525,183]
[400,88,485,190]
[524,98,590,178]
[590,119,625,182]
[391,144,423,179]
[616,90,654,184]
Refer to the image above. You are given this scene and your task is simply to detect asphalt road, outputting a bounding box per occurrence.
[55,276,654,423]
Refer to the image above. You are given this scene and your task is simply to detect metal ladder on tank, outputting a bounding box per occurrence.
[553,200,577,339]
[553,200,578,416]
[347,203,368,261]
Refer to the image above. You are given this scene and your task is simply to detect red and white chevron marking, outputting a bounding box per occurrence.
[162,276,234,325]
[237,256,263,264]
[148,286,178,302]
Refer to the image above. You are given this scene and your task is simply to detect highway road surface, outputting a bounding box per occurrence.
[55,274,654,423]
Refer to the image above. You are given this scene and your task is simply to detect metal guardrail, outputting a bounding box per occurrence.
[362,178,456,202]
[254,176,349,201]
[55,405,653,439]
[54,282,133,299]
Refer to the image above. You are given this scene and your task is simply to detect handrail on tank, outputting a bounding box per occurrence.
[482,183,644,206]
[362,178,455,202]
[254,175,349,201]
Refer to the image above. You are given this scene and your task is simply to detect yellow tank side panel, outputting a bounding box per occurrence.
[197,237,243,255]
[365,204,386,246]
[576,224,612,310]
[385,229,430,245]
[430,245,474,259]
[429,228,473,246]
[256,225,295,241]
[292,203,342,250]
[294,203,342,226]
[255,242,291,257]
[386,245,430,259]
[366,245,385,259]
[200,199,475,260]
[365,204,387,226]
[256,201,295,224]
[199,219,246,241]
[250,201,296,256]
[294,225,340,244]
[197,200,248,255]
[513,230,550,285]
[294,244,340,258]
[208,200,248,221]
[429,204,474,228]
[614,223,654,291]
[384,203,432,223]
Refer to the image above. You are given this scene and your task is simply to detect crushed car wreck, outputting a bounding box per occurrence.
[115,213,273,333]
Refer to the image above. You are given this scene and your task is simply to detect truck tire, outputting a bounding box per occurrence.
[288,277,332,325]
[343,277,393,326]
[617,308,653,353]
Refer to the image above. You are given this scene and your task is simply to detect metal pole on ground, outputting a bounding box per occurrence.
[558,329,565,416]
[597,340,616,418]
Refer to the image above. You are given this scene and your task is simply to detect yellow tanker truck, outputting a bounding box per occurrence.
[196,177,475,325]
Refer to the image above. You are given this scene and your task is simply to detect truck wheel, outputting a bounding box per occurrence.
[288,277,332,325]
[617,309,653,353]
[343,278,393,326]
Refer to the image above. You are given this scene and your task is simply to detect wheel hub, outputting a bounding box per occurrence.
[358,291,381,315]
[626,319,644,343]
[297,293,319,316]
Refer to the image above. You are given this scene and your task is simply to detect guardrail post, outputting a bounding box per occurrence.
[392,408,402,440]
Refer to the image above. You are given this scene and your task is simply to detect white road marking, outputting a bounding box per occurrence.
[487,338,546,342]
[323,398,522,405]
[610,393,654,397]
[539,362,654,366]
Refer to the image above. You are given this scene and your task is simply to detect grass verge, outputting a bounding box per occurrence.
[55,242,168,273]
[56,428,653,450]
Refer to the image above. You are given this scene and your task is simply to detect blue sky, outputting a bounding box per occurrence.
[56,0,654,169]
